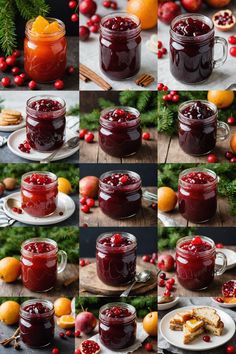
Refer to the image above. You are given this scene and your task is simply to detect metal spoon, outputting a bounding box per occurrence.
[6,198,21,210]
[120,270,152,297]
[40,136,79,164]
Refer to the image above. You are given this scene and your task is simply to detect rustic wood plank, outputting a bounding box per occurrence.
[158,248,236,297]
[0,264,79,298]
[80,187,157,227]
[158,133,171,163]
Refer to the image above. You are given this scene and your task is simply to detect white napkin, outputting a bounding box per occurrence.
[90,323,148,354]
[0,198,15,227]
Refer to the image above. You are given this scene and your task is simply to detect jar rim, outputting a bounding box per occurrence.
[179,167,217,187]
[21,171,58,190]
[25,17,66,39]
[178,100,218,124]
[100,12,141,37]
[176,235,215,255]
[99,302,136,323]
[21,238,58,256]
[20,299,54,318]
[26,95,66,117]
[170,13,214,41]
[99,170,142,191]
[96,232,137,253]
[100,106,141,128]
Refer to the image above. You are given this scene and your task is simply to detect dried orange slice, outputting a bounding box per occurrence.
[57,315,75,329]
[44,21,61,34]
[31,16,49,33]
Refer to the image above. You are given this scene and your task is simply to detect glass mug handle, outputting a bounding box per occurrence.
[57,250,67,274]
[216,120,230,141]
[213,36,228,69]
[214,251,227,276]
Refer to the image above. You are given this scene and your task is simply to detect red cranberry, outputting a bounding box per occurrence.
[11,66,20,76]
[87,19,93,26]
[166,278,175,286]
[59,332,65,338]
[110,1,118,10]
[81,205,90,213]
[5,56,16,66]
[230,157,236,163]
[19,73,27,81]
[14,75,24,86]
[142,255,151,262]
[111,233,123,246]
[164,289,171,296]
[80,196,87,205]
[79,26,90,41]
[79,129,88,139]
[67,65,75,75]
[230,47,236,57]
[216,243,224,248]
[158,41,163,49]
[0,62,8,72]
[28,80,37,90]
[91,14,101,24]
[150,258,156,265]
[226,346,235,354]
[12,50,21,58]
[144,342,153,351]
[66,330,73,337]
[75,330,80,337]
[158,279,165,287]
[163,85,168,91]
[157,83,164,90]
[52,349,59,354]
[203,335,211,342]
[191,236,203,245]
[172,94,180,103]
[227,116,235,125]
[229,35,236,44]
[207,153,218,163]
[166,283,173,291]
[1,77,11,88]
[84,132,94,143]
[80,259,86,267]
[103,1,111,8]
[120,175,128,184]
[161,47,167,55]
[158,50,163,59]
[215,297,224,303]
[79,0,97,17]
[54,79,64,90]
[142,132,151,140]
[69,0,77,9]
[86,198,95,207]
[159,272,166,280]
[225,151,234,160]
[90,24,99,33]
[71,13,79,22]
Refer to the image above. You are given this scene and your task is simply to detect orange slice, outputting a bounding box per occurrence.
[31,16,49,33]
[44,21,61,34]
[57,315,75,329]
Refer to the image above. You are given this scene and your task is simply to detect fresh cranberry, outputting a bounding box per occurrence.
[86,198,95,207]
[228,36,236,45]
[90,24,99,33]
[142,255,151,262]
[225,151,234,160]
[84,132,94,143]
[170,90,177,95]
[79,26,90,41]
[91,14,101,24]
[80,196,87,205]
[172,94,180,103]
[59,332,65,339]
[75,349,81,354]
[150,258,156,265]
[87,19,93,26]
[5,56,16,66]
[161,47,167,55]
[157,83,164,90]
[28,80,37,90]
[66,330,73,337]
[158,279,165,287]
[110,1,118,10]
[75,330,80,337]
[71,13,79,22]
[52,349,59,354]
[1,77,10,88]
[0,62,8,72]
[163,85,168,91]
[69,0,77,9]
[230,157,236,163]
[81,205,90,213]
[110,233,123,246]
[142,132,151,140]
[226,345,235,354]
[11,66,20,75]
[203,335,211,342]
[144,342,153,351]
[230,47,236,57]
[191,236,203,245]
[227,116,235,125]
[79,0,97,17]
[166,283,173,291]
[207,153,218,163]
[54,79,64,90]
[159,272,166,280]
[120,175,129,184]
[103,1,111,8]
[19,73,27,81]
[167,278,175,285]
[80,259,86,267]
[79,129,88,139]
[215,297,224,303]
[163,95,171,102]
[12,50,21,58]
[67,66,75,75]
[158,41,163,49]
[158,51,163,59]
[216,243,224,248]
[164,289,171,296]
[14,75,24,86]
[0,57,5,63]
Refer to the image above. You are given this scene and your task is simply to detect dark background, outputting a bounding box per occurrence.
[80,227,157,257]
[80,92,120,113]
[195,227,236,245]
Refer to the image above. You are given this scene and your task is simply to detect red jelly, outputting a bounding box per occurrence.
[20,299,54,348]
[178,168,217,223]
[21,171,58,217]
[99,303,136,350]
[100,13,141,80]
[21,238,67,292]
[96,232,137,285]
[26,96,66,152]
[176,236,227,290]
[99,107,142,157]
[99,170,142,219]
[178,100,229,156]
[170,14,228,84]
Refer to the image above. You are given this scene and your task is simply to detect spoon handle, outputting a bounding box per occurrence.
[40,149,61,164]
[120,280,137,297]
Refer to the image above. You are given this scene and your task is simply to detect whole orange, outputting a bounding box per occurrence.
[54,297,72,317]
[127,0,158,30]
[0,257,21,283]
[143,311,158,336]
[205,0,231,8]
[0,301,20,325]
[230,133,236,153]
[207,90,234,109]
[158,187,177,212]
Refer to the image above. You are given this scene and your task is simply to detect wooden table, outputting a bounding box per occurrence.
[0,264,79,298]
[80,257,157,296]
[158,247,236,297]
[80,187,157,227]
[80,129,157,164]
[158,127,236,163]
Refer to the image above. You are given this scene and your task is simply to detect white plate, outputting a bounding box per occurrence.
[158,297,179,310]
[0,117,26,132]
[7,128,79,161]
[3,191,75,225]
[160,305,235,351]
[216,248,236,270]
[211,298,236,308]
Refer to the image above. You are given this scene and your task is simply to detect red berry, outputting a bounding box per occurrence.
[120,175,128,184]
[59,332,65,338]
[0,62,8,72]
[71,13,79,22]
[142,255,151,262]
[158,279,165,287]
[14,75,24,86]
[87,19,93,26]
[86,198,95,207]
[79,129,88,139]
[159,272,166,280]
[75,330,81,337]
[172,94,180,103]
[230,157,236,163]
[158,41,162,49]
[161,47,167,55]
[90,24,99,33]
[103,1,111,8]
[164,289,171,296]
[0,57,5,63]
[66,330,73,337]
[84,132,94,143]
[69,0,77,9]
[54,79,64,90]
[163,95,170,102]
[1,77,10,88]
[52,349,59,354]
[227,116,235,125]
[158,50,163,59]
[230,47,236,57]
[226,345,235,354]
[19,73,27,81]
[75,349,81,354]
[216,297,224,303]
[12,50,21,58]
[207,153,218,163]
[191,236,203,245]
[170,90,177,95]
[203,335,211,342]
[150,258,156,264]
[157,83,164,91]
[80,196,87,205]
[79,26,90,41]
[28,80,37,90]
[142,132,151,140]
[216,243,224,248]
[11,66,20,76]
[91,14,101,24]
[166,283,173,290]
[228,36,236,45]
[110,1,118,9]
[67,65,75,75]
[81,205,90,213]
[80,259,86,267]
[5,56,16,66]
[162,85,168,91]
[225,151,234,160]
[144,342,153,351]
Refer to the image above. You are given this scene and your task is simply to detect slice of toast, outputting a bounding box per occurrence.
[185,319,204,333]
[172,310,193,324]
[205,321,224,336]
[169,319,183,331]
[193,307,220,327]
[183,323,204,344]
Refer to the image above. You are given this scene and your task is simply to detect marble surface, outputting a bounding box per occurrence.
[158,4,236,90]
[79,0,157,91]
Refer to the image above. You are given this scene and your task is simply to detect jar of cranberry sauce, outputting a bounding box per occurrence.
[20,299,55,348]
[99,303,136,350]
[21,171,58,217]
[100,12,141,80]
[99,107,142,157]
[170,14,228,84]
[178,168,218,223]
[96,232,137,285]
[178,100,230,156]
[26,95,66,152]
[21,238,67,292]
[176,236,227,290]
[99,170,142,219]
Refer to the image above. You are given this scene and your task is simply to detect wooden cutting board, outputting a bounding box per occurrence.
[80,263,157,295]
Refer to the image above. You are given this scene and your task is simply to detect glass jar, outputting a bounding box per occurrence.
[24,18,67,83]
[170,14,228,84]
[178,100,230,156]
[99,302,136,350]
[96,232,137,285]
[99,12,142,80]
[26,95,66,152]
[21,171,58,217]
[99,107,142,157]
[176,236,227,290]
[99,170,142,219]
[21,238,67,292]
[178,168,218,223]
[20,299,55,348]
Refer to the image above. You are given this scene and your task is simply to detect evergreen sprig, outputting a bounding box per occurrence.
[15,0,49,20]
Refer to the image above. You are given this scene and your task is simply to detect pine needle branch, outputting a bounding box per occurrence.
[0,0,16,56]
[15,0,49,20]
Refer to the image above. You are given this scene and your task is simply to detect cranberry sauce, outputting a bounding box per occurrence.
[170,14,215,84]
[100,13,141,80]
[99,107,142,157]
[99,171,142,219]
[20,299,54,348]
[176,236,216,290]
[24,173,54,185]
[21,239,58,292]
[99,303,136,350]
[181,101,214,120]
[96,232,137,285]
[26,96,66,152]
[178,169,217,223]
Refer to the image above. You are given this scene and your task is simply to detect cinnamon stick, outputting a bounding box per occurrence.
[0,327,20,346]
[135,73,155,87]
[141,77,155,87]
[79,63,112,91]
[79,73,90,82]
[135,74,149,85]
